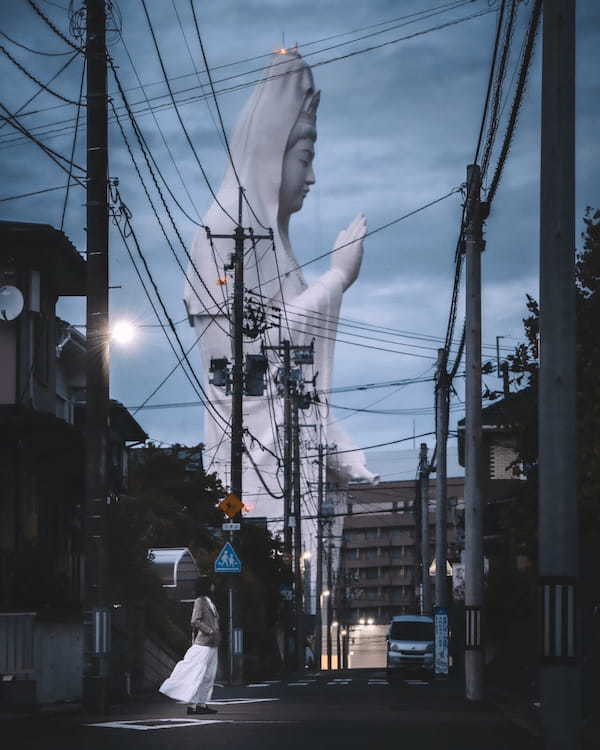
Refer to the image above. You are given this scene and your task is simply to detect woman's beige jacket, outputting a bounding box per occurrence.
[191,596,221,647]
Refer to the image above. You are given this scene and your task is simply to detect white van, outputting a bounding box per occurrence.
[386,615,434,675]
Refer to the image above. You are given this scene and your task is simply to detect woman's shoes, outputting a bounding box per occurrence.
[187,704,218,715]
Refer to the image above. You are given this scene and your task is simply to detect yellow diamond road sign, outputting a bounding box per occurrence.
[218,493,243,518]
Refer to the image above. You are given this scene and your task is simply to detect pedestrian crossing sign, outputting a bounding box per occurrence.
[214,542,242,574]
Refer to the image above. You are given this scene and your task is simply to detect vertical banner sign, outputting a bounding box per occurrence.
[434,606,449,675]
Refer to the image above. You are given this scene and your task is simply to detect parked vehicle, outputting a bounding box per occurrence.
[386,615,434,675]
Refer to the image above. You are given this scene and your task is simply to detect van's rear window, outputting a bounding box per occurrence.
[389,622,433,640]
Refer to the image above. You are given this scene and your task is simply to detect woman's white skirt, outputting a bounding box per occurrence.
[159,644,218,704]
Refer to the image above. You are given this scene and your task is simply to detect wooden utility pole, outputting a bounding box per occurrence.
[419,442,432,616]
[464,163,486,701]
[83,0,110,713]
[434,348,449,610]
[538,2,580,747]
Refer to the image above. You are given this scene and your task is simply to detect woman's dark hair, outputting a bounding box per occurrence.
[195,577,212,597]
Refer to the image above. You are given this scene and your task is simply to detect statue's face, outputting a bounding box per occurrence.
[279,137,315,216]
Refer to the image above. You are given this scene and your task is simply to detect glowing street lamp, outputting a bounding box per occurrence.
[111,320,136,345]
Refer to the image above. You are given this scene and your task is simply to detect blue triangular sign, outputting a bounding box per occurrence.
[214,542,242,573]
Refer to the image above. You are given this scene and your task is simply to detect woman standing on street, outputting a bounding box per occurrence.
[159,578,221,715]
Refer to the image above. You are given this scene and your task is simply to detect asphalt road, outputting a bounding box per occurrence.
[7,669,542,750]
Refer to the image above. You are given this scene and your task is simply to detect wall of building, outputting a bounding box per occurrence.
[34,620,83,705]
[0,324,17,404]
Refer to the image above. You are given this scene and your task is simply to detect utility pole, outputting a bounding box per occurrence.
[83,0,110,713]
[207,189,271,684]
[435,348,449,610]
[419,443,432,616]
[292,396,304,671]
[282,340,293,564]
[464,163,487,701]
[326,520,333,670]
[315,442,324,670]
[538,2,579,748]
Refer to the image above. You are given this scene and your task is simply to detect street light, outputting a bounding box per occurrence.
[111,319,136,345]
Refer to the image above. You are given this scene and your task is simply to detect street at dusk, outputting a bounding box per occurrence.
[1,1,599,749]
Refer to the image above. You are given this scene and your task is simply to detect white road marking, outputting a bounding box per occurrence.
[327,680,352,685]
[86,719,228,731]
[368,680,389,686]
[287,682,310,686]
[405,680,430,686]
[210,698,280,704]
[87,718,292,731]
[247,683,271,688]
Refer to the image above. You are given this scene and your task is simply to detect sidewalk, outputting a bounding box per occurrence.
[488,686,600,748]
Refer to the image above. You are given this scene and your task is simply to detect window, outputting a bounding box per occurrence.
[365,528,378,540]
[363,548,377,561]
[390,547,403,560]
[366,588,379,600]
[365,568,378,580]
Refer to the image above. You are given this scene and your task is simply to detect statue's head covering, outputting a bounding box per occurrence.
[185,50,320,317]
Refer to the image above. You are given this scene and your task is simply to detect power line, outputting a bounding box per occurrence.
[0,100,86,184]
[0,50,79,133]
[0,5,496,150]
[25,0,83,54]
[307,432,436,459]
[138,0,239,227]
[60,56,85,231]
[0,183,75,202]
[249,187,462,294]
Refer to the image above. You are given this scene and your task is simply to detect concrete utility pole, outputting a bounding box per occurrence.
[208,189,271,684]
[292,397,304,671]
[83,0,110,713]
[314,442,324,669]
[538,2,580,747]
[326,520,333,670]
[464,163,486,702]
[435,349,449,610]
[419,443,432,616]
[281,340,293,565]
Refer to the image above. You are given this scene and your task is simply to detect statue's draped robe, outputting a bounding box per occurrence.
[184,52,376,517]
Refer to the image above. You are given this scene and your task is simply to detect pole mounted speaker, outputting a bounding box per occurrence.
[0,285,24,321]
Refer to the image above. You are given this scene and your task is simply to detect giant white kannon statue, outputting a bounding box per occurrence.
[184,50,377,518]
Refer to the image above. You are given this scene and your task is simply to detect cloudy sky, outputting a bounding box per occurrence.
[1,0,598,481]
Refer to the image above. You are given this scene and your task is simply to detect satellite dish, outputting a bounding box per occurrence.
[0,285,25,321]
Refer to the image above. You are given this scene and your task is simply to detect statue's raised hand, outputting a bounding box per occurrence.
[330,213,366,291]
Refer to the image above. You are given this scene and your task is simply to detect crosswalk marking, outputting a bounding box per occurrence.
[288,682,311,686]
[405,680,430,686]
[368,680,389,686]
[86,719,228,731]
[210,698,280,704]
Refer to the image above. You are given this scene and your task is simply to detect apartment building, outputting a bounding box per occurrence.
[337,477,464,625]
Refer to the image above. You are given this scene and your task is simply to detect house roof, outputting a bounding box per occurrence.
[0,220,85,296]
[110,400,148,444]
[457,388,532,428]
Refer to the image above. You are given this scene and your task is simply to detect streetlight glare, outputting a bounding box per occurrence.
[111,320,136,345]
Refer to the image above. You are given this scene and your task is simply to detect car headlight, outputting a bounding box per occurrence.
[389,643,401,652]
